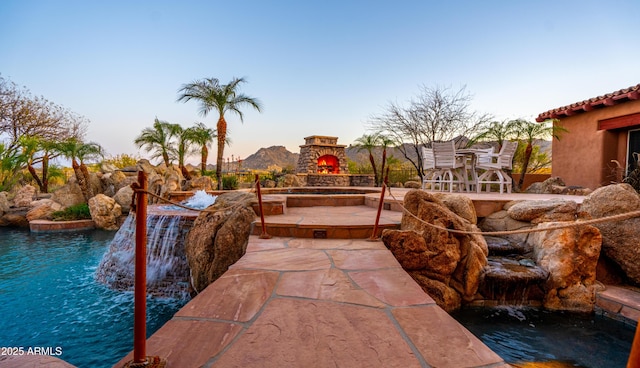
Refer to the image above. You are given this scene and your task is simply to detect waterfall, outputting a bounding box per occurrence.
[95,211,197,299]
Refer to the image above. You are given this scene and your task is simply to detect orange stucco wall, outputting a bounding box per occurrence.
[551,99,640,189]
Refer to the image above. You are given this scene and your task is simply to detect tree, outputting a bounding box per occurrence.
[0,142,25,191]
[513,119,567,189]
[1,75,87,152]
[173,125,195,180]
[378,134,395,185]
[353,134,381,186]
[56,138,104,201]
[469,119,520,151]
[369,85,490,181]
[186,122,216,174]
[134,118,181,167]
[177,77,262,189]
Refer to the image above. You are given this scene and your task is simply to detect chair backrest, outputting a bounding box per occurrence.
[422,147,435,170]
[475,147,494,166]
[497,141,518,169]
[432,141,457,168]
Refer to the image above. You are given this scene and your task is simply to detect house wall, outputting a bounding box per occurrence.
[552,99,640,189]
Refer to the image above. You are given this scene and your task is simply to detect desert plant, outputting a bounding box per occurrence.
[221,175,239,190]
[52,203,92,221]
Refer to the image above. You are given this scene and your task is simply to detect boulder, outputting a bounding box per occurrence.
[403,180,421,189]
[13,185,37,207]
[136,159,156,175]
[101,162,119,174]
[51,181,86,208]
[185,192,257,293]
[479,209,534,245]
[279,174,302,187]
[184,176,214,191]
[382,189,487,311]
[113,185,134,213]
[0,192,10,214]
[580,183,640,284]
[432,192,477,225]
[507,199,578,224]
[26,199,63,221]
[88,194,122,231]
[528,222,602,312]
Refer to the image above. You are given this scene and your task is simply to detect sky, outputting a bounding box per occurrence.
[1,0,639,165]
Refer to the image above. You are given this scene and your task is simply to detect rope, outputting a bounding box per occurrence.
[386,189,640,236]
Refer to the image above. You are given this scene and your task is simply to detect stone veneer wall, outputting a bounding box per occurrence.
[296,174,375,187]
[349,175,375,187]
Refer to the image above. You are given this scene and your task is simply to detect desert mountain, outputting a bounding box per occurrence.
[241,146,300,170]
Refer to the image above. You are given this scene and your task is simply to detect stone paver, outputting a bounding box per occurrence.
[114,234,507,368]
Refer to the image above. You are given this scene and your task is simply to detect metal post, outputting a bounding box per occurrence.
[368,183,386,241]
[255,174,271,239]
[133,170,148,364]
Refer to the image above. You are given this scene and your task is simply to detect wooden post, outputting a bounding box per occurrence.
[133,170,148,364]
[368,183,386,241]
[124,171,166,368]
[255,174,271,239]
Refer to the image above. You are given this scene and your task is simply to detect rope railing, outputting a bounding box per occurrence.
[385,188,640,236]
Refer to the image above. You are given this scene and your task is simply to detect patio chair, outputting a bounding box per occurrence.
[432,141,468,192]
[421,147,443,190]
[476,140,518,193]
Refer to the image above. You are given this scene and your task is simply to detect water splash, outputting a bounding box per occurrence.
[162,190,217,210]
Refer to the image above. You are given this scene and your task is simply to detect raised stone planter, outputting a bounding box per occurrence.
[29,219,95,232]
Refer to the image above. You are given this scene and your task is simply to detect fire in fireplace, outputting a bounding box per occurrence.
[317,155,339,174]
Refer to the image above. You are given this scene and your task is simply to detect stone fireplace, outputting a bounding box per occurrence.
[296,135,373,187]
[296,135,349,175]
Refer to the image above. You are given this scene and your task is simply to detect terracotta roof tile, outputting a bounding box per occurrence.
[536,83,640,122]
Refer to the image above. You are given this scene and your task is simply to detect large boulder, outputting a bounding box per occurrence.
[528,223,602,312]
[185,192,257,293]
[113,185,134,214]
[183,176,214,191]
[0,192,10,214]
[26,199,63,221]
[580,183,640,285]
[13,185,37,207]
[382,189,487,312]
[88,194,122,231]
[507,199,578,224]
[51,181,85,208]
[479,208,534,245]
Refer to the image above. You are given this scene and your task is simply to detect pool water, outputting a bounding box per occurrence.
[0,228,187,367]
[452,306,635,368]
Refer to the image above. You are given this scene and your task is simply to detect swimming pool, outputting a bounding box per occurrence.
[0,227,186,367]
[452,306,635,367]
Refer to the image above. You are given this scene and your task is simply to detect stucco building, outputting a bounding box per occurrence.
[537,83,640,189]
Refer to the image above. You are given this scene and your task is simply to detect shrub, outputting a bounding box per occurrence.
[52,203,92,221]
[222,175,239,190]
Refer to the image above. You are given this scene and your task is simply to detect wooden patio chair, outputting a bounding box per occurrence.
[421,147,443,190]
[432,141,467,192]
[476,140,518,193]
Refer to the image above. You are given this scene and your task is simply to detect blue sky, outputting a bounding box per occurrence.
[1,0,639,163]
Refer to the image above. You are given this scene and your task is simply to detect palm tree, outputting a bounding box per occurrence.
[56,138,104,201]
[177,77,262,189]
[174,125,195,180]
[513,119,567,189]
[353,133,381,186]
[470,120,520,151]
[134,118,181,167]
[186,122,216,174]
[378,134,395,186]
